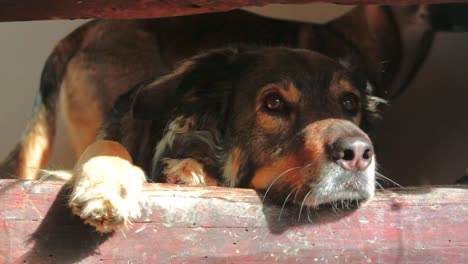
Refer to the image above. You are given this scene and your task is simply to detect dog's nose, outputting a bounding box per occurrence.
[330,136,374,171]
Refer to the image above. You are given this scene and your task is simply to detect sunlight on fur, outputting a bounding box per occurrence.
[69,156,147,233]
[162,158,207,185]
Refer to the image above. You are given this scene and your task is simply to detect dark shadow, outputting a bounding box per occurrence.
[384,186,434,196]
[258,192,359,234]
[455,174,468,184]
[18,184,112,264]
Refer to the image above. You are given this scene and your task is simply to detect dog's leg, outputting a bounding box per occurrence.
[59,81,105,160]
[69,140,146,233]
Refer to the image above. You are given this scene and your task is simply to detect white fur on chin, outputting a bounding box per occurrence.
[306,157,376,207]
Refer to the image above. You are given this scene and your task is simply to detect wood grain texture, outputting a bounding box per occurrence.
[0,179,467,263]
[1,0,468,22]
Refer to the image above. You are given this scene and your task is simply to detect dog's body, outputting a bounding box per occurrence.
[2,4,468,232]
[1,5,443,180]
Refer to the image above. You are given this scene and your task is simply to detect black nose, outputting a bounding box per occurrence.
[330,136,374,171]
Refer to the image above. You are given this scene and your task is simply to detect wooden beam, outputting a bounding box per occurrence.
[0,179,467,262]
[0,0,467,22]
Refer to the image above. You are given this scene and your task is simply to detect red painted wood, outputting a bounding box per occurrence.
[0,0,467,22]
[0,180,467,263]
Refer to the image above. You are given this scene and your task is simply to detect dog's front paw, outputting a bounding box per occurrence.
[162,158,208,185]
[69,156,146,233]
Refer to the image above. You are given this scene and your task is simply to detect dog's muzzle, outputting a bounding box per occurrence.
[302,119,376,207]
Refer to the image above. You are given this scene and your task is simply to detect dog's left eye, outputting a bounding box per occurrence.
[263,94,286,113]
[341,93,359,114]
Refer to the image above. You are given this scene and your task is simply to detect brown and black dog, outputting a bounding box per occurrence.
[76,46,381,232]
[4,4,465,180]
[1,4,467,232]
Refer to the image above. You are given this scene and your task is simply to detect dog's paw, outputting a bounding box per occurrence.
[163,158,208,185]
[69,156,147,233]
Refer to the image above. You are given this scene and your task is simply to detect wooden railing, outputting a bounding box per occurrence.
[0,180,467,262]
[0,0,467,21]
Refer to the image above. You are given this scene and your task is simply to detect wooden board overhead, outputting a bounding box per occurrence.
[0,0,468,22]
[0,179,467,263]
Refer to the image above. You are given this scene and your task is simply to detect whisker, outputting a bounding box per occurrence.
[290,163,315,205]
[332,201,342,214]
[376,172,404,188]
[298,189,313,221]
[146,178,155,183]
[278,185,300,221]
[375,181,384,190]
[262,162,314,203]
[355,198,360,208]
[306,206,315,223]
[262,166,304,203]
[332,201,339,212]
[30,167,73,182]
[293,186,301,204]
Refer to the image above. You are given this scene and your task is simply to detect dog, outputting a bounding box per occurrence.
[1,4,468,232]
[3,4,468,181]
[69,46,380,232]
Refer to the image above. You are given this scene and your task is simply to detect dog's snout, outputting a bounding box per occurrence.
[330,136,374,171]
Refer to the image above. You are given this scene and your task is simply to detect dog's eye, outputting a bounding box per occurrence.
[341,93,359,114]
[263,94,286,113]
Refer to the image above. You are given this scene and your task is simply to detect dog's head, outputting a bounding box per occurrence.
[132,47,383,207]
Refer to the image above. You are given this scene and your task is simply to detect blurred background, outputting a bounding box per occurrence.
[0,3,467,185]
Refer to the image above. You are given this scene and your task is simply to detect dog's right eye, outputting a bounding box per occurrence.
[341,93,360,115]
[262,93,286,113]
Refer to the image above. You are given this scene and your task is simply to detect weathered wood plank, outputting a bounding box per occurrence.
[0,179,467,263]
[1,0,468,22]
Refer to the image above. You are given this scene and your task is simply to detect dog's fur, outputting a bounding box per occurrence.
[71,46,379,232]
[2,5,453,180]
[1,4,467,232]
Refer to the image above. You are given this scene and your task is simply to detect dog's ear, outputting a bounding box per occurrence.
[326,5,442,100]
[131,48,239,120]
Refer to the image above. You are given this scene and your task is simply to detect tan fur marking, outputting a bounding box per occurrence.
[303,119,341,150]
[282,83,301,104]
[330,78,362,124]
[339,79,358,94]
[61,64,104,159]
[330,78,360,98]
[163,158,218,186]
[250,155,303,190]
[223,147,242,186]
[256,113,281,132]
[256,82,300,132]
[18,106,52,180]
